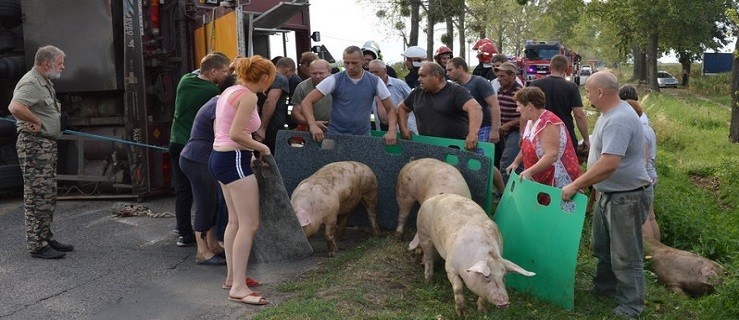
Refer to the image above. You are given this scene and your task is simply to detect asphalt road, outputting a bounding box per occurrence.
[0,193,353,320]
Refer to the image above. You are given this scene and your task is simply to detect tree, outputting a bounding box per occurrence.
[729,7,739,143]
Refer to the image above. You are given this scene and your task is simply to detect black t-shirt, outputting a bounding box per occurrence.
[461,75,495,127]
[405,68,420,89]
[404,82,474,139]
[530,76,583,145]
[472,63,496,81]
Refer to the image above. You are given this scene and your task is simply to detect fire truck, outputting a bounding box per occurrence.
[0,0,315,198]
[517,40,580,85]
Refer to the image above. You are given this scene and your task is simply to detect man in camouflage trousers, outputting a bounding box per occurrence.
[8,45,74,259]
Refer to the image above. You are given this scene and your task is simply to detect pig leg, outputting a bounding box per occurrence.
[420,241,436,283]
[476,297,487,312]
[335,212,349,240]
[667,283,686,295]
[361,190,380,236]
[445,267,468,316]
[324,216,338,257]
[395,193,416,238]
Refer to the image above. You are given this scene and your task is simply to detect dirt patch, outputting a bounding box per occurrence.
[689,175,720,195]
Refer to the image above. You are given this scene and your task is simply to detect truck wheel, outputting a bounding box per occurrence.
[0,164,23,192]
[0,0,22,29]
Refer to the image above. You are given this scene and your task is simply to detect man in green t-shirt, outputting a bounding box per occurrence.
[170,52,230,247]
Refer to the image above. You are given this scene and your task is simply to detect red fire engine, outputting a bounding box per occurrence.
[517,41,581,85]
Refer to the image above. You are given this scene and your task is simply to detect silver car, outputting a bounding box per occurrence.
[657,71,678,88]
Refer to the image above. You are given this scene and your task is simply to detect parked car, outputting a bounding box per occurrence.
[575,67,592,86]
[657,71,679,88]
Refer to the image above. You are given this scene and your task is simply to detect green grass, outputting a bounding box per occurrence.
[252,84,738,319]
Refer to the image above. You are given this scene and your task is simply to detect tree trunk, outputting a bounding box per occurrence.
[457,12,465,60]
[730,37,739,142]
[635,47,647,84]
[678,53,691,87]
[631,46,641,82]
[445,17,454,51]
[409,0,420,46]
[646,31,660,92]
[426,0,436,60]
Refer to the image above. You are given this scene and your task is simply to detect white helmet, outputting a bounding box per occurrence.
[402,46,426,58]
[402,46,427,67]
[361,40,381,59]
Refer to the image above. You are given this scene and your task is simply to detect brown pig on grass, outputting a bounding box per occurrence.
[644,237,725,297]
[395,158,471,238]
[291,161,380,257]
[409,193,535,316]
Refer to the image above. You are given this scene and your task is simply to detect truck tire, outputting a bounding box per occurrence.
[0,164,23,192]
[0,0,22,29]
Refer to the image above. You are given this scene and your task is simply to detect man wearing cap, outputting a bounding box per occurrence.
[495,62,524,182]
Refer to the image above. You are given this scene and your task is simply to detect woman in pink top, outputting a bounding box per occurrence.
[507,87,581,188]
[208,56,275,306]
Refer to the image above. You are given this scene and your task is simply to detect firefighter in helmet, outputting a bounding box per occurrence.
[361,40,397,78]
[472,39,498,81]
[401,46,427,89]
[433,46,453,67]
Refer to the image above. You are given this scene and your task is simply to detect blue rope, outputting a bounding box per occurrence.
[1,117,168,151]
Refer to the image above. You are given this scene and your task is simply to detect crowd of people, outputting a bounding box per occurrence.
[8,41,658,317]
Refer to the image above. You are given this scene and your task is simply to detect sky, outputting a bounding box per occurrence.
[270,0,735,65]
[270,0,419,65]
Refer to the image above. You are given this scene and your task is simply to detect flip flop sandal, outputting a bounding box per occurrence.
[228,292,269,305]
[222,277,263,289]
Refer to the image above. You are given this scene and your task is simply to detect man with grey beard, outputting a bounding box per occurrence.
[7,45,73,259]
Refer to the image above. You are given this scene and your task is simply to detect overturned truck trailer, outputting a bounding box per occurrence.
[4,0,311,199]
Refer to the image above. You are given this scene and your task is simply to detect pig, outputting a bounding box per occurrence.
[644,237,725,297]
[409,193,535,316]
[395,158,471,238]
[291,161,380,257]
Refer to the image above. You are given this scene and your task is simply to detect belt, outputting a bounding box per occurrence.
[601,184,650,196]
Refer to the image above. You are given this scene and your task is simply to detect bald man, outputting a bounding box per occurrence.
[291,59,333,129]
[562,71,653,318]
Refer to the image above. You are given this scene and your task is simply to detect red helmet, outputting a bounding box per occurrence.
[472,38,495,51]
[434,46,453,63]
[476,42,497,63]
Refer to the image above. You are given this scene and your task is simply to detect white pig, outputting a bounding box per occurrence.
[395,158,471,237]
[291,161,380,256]
[409,193,535,316]
[644,237,725,297]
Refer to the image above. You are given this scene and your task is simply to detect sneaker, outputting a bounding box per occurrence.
[31,245,66,259]
[49,240,75,252]
[176,234,196,247]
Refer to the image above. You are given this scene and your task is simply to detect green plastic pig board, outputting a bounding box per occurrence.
[370,130,496,213]
[493,172,587,310]
[274,130,492,230]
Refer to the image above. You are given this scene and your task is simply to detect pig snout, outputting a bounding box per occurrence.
[495,302,510,309]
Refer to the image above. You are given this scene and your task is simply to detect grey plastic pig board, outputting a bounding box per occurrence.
[274,130,491,230]
[251,154,314,263]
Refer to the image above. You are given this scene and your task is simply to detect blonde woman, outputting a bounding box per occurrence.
[209,56,275,305]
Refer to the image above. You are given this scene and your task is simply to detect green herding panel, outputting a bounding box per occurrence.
[371,131,495,213]
[493,172,587,310]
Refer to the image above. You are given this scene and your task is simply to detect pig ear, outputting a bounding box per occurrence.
[466,260,490,277]
[503,259,536,277]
